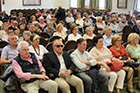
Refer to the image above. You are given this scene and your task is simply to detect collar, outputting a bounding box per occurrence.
[103,35,112,39]
[54,51,63,56]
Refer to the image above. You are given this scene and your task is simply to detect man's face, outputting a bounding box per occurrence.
[3,24,9,31]
[122,17,126,22]
[7,30,14,35]
[105,27,112,36]
[53,40,63,54]
[19,44,30,58]
[78,41,87,53]
[28,24,35,32]
[8,35,17,45]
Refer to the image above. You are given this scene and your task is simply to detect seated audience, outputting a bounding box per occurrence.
[38,16,47,30]
[46,11,52,24]
[84,15,94,29]
[103,26,113,46]
[70,38,109,93]
[96,17,106,34]
[18,31,32,45]
[12,41,58,93]
[83,27,96,39]
[66,12,74,26]
[128,16,136,28]
[53,23,67,40]
[30,15,38,24]
[105,17,112,26]
[119,16,128,29]
[14,22,26,37]
[68,24,82,41]
[1,34,18,64]
[29,34,48,60]
[34,23,42,33]
[0,22,9,39]
[133,20,140,35]
[76,14,84,33]
[44,22,55,36]
[89,35,126,93]
[42,39,84,93]
[27,23,40,35]
[3,27,14,42]
[110,35,140,93]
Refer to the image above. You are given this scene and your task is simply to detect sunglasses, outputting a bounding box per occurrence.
[54,45,63,48]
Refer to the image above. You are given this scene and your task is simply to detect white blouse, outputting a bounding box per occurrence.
[68,33,82,41]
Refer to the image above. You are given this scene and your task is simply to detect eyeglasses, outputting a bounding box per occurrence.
[21,49,29,51]
[116,40,121,42]
[54,45,63,48]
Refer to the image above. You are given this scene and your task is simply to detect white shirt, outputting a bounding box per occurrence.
[68,33,82,41]
[76,19,84,28]
[29,45,48,60]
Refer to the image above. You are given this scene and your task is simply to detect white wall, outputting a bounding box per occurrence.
[111,0,134,14]
[1,0,135,15]
[2,0,70,15]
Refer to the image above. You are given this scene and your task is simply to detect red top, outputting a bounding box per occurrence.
[109,45,130,59]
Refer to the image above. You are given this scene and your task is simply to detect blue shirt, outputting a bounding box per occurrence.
[1,44,18,60]
[103,35,113,47]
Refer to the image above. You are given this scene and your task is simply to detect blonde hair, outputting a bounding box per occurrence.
[111,35,121,45]
[56,23,63,31]
[128,33,139,44]
[96,17,102,22]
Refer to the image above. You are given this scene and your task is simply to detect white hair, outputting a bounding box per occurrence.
[17,41,29,50]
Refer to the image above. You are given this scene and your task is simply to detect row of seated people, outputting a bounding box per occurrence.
[1,31,140,93]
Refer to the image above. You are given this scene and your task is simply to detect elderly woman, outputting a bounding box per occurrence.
[18,31,32,45]
[68,24,81,41]
[53,23,67,40]
[96,17,106,30]
[110,35,140,93]
[126,33,140,64]
[83,27,96,39]
[89,35,126,93]
[29,34,48,60]
[110,18,122,35]
[44,22,55,36]
[38,16,47,30]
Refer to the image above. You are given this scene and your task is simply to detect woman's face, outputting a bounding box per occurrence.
[48,24,53,29]
[73,27,78,35]
[33,38,40,45]
[95,38,103,48]
[133,36,139,45]
[24,34,30,41]
[87,29,93,36]
[58,25,63,32]
[114,37,121,47]
[113,20,116,24]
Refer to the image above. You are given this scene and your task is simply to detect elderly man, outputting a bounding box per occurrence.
[70,38,109,93]
[133,20,140,35]
[42,39,84,93]
[1,34,18,64]
[103,26,113,46]
[119,16,128,29]
[12,41,58,93]
[27,23,40,35]
[128,16,136,28]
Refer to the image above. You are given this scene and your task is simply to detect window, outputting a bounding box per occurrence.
[99,0,105,9]
[137,0,140,11]
[70,0,77,8]
[85,0,90,8]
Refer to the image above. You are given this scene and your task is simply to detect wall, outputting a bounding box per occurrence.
[1,0,135,15]
[111,0,135,14]
[1,0,70,15]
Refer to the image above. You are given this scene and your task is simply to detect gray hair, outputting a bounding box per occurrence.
[52,39,63,46]
[2,22,9,27]
[136,20,140,24]
[27,23,34,28]
[8,34,17,40]
[85,27,92,34]
[17,41,29,50]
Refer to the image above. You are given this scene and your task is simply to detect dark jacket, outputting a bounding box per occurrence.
[133,25,140,35]
[14,53,41,83]
[42,51,76,79]
[128,20,136,28]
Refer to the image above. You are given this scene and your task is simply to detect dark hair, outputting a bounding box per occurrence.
[77,38,86,45]
[70,24,77,33]
[93,35,103,46]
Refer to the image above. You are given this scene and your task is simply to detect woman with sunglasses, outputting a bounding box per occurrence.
[29,34,48,61]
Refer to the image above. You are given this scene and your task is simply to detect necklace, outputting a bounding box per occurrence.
[33,45,40,56]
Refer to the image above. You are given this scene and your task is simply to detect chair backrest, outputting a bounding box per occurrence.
[49,36,65,43]
[67,49,75,54]
[86,39,93,49]
[39,38,48,47]
[0,41,9,48]
[64,40,77,51]
[86,46,93,52]
[40,32,50,39]
[45,42,53,52]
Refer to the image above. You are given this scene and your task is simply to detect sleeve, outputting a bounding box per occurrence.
[86,52,97,66]
[109,47,116,57]
[89,48,98,60]
[70,53,87,70]
[1,46,8,59]
[126,45,138,58]
[12,60,31,80]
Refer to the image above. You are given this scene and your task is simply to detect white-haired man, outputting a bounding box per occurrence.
[12,41,58,93]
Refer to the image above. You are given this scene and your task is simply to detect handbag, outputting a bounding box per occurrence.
[106,61,124,72]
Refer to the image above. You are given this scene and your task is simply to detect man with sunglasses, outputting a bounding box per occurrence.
[42,39,84,93]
